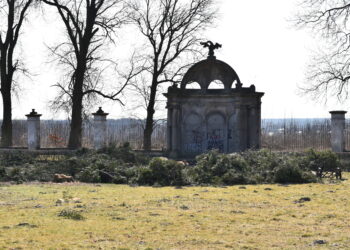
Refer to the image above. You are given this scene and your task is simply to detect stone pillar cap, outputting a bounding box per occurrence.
[93,107,109,116]
[330,111,347,115]
[26,109,42,117]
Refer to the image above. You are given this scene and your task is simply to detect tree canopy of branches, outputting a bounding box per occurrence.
[42,0,137,149]
[0,0,35,147]
[296,0,350,102]
[129,0,216,151]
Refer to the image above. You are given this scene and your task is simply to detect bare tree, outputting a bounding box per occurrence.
[295,0,350,102]
[0,0,36,147]
[42,0,138,149]
[129,0,217,151]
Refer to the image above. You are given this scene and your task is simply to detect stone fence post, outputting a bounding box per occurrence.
[330,111,347,153]
[93,107,109,150]
[26,109,42,150]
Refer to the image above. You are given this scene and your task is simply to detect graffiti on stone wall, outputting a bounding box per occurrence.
[207,129,224,151]
[184,129,204,153]
[206,113,225,152]
[183,113,204,154]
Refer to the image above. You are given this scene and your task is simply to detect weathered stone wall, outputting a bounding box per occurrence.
[166,88,263,158]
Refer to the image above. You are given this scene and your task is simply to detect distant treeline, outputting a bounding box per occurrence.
[1,118,349,151]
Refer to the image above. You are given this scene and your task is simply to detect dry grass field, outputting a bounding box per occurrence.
[0,175,350,249]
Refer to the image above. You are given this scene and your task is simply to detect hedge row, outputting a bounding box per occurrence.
[0,144,342,185]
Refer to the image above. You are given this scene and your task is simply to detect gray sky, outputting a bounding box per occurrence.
[5,0,348,120]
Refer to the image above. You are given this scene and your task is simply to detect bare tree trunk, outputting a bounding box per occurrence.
[0,0,34,147]
[0,83,13,147]
[130,0,216,151]
[0,47,13,147]
[143,80,157,151]
[68,60,86,149]
[68,92,83,149]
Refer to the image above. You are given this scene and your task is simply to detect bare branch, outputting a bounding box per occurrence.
[128,0,217,150]
[295,0,350,103]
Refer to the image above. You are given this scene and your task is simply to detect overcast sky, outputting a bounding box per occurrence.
[5,0,349,120]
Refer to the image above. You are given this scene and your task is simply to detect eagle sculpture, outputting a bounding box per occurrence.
[200,41,222,58]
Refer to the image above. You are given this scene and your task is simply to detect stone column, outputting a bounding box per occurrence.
[92,107,109,150]
[238,105,248,151]
[257,103,262,149]
[26,109,42,150]
[166,106,173,152]
[330,111,347,153]
[170,105,180,158]
[248,104,261,149]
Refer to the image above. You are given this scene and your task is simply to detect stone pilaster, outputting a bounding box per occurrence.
[248,105,261,149]
[170,105,180,158]
[166,105,173,152]
[26,109,42,150]
[238,105,248,151]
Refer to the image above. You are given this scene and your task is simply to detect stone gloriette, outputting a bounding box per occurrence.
[165,42,264,158]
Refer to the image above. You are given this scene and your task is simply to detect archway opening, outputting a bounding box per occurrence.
[208,80,225,89]
[183,113,204,154]
[186,81,201,89]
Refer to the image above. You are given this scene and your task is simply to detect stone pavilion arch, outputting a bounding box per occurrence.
[165,41,264,158]
[180,57,241,91]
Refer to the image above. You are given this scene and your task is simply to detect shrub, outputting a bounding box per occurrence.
[58,208,85,220]
[98,143,150,165]
[190,150,321,185]
[189,151,249,185]
[0,166,6,181]
[0,152,36,167]
[76,166,101,183]
[137,158,184,186]
[300,149,341,172]
[5,167,25,182]
[222,169,248,185]
[57,157,87,177]
[274,160,318,184]
[0,148,331,185]
[274,162,304,184]
[137,167,155,185]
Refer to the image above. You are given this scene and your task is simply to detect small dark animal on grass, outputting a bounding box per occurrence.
[53,174,74,183]
[335,167,342,180]
[316,167,342,180]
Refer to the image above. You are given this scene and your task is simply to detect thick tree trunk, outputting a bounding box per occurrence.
[0,45,13,147]
[67,61,86,149]
[143,116,153,151]
[68,92,83,149]
[1,85,13,147]
[143,81,158,151]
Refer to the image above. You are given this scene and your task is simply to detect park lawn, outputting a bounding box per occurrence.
[0,176,349,249]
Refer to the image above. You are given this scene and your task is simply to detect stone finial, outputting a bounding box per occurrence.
[250,85,256,92]
[200,41,222,59]
[93,107,109,116]
[236,82,243,89]
[26,109,42,117]
[330,111,347,116]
